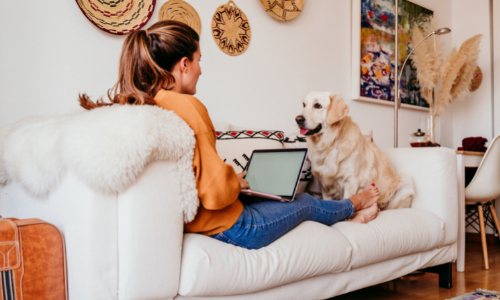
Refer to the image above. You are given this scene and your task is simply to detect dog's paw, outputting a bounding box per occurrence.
[377,200,389,210]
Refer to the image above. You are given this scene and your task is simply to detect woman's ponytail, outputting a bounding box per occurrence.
[78,20,199,110]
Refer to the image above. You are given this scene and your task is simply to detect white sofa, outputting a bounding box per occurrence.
[0,110,459,300]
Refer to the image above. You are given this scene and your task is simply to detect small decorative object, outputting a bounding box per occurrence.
[212,1,251,56]
[470,66,483,91]
[409,129,429,147]
[351,0,434,111]
[457,137,488,152]
[411,20,482,146]
[258,0,305,22]
[75,0,156,35]
[159,0,201,35]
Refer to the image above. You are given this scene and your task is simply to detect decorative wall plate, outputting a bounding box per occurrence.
[75,0,156,35]
[258,0,305,22]
[470,66,483,92]
[212,1,251,56]
[159,0,201,35]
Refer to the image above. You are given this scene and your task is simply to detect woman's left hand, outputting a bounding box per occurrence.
[237,171,250,189]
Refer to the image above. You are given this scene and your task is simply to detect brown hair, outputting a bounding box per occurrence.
[79,20,199,110]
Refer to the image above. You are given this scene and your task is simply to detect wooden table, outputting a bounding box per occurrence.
[456,150,485,272]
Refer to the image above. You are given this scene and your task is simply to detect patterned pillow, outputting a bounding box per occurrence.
[215,130,285,173]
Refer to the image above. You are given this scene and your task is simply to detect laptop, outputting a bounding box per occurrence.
[239,148,308,202]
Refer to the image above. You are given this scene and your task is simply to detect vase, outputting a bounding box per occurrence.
[418,116,441,147]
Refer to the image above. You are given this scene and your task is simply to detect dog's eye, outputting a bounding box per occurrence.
[314,103,322,109]
[302,103,305,108]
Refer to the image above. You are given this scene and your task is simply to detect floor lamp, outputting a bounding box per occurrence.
[393,0,451,147]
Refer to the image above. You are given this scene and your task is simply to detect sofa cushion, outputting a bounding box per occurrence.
[332,208,445,270]
[215,130,285,173]
[178,221,352,297]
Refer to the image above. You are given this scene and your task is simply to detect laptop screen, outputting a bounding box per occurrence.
[245,149,307,197]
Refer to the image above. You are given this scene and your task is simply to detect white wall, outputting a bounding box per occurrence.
[494,0,500,136]
[0,0,454,150]
[0,0,123,121]
[451,0,493,149]
[492,0,500,234]
[450,0,496,234]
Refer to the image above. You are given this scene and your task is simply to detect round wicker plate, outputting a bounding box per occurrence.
[212,1,251,56]
[159,0,201,35]
[258,0,305,22]
[470,66,483,92]
[75,0,156,35]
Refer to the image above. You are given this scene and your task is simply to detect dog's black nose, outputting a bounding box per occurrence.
[295,115,305,125]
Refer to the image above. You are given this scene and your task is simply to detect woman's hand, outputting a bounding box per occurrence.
[237,171,250,189]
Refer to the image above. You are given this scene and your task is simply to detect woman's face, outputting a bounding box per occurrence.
[180,46,202,95]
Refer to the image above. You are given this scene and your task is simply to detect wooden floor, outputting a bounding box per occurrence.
[331,243,500,300]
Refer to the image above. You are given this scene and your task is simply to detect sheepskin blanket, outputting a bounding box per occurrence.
[0,105,198,223]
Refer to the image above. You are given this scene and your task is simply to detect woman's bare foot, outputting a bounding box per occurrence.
[348,203,379,224]
[348,184,380,211]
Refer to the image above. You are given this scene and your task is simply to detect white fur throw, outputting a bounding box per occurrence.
[0,105,199,223]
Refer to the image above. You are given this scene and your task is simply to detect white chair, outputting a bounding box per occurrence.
[465,134,500,269]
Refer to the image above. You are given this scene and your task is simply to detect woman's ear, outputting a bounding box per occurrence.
[180,57,189,73]
[326,94,349,125]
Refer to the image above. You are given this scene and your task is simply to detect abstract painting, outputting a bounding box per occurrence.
[352,0,433,110]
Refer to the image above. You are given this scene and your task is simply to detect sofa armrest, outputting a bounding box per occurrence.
[381,148,458,246]
[117,161,184,300]
[0,160,185,300]
[1,173,120,300]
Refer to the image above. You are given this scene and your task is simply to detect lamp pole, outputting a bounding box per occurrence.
[394,0,399,148]
[393,5,451,148]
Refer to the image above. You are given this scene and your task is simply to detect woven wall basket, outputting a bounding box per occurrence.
[259,0,305,22]
[159,0,201,35]
[470,66,483,92]
[75,0,156,35]
[212,1,251,56]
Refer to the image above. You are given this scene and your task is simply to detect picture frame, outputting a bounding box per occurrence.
[351,0,434,111]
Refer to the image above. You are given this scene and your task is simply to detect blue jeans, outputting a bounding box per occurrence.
[209,193,354,249]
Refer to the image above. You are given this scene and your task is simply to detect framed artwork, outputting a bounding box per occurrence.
[351,0,433,111]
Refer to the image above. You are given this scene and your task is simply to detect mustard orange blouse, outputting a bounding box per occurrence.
[154,89,243,235]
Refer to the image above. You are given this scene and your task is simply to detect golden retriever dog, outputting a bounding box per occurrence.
[295,91,414,209]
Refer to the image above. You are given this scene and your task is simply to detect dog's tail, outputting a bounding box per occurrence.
[385,174,415,209]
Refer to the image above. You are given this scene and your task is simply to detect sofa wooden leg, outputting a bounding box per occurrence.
[420,263,452,289]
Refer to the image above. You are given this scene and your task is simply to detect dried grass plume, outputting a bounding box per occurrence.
[410,21,482,145]
[412,22,482,117]
[410,18,443,111]
[435,34,482,116]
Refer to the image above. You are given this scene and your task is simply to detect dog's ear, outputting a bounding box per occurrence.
[326,94,349,125]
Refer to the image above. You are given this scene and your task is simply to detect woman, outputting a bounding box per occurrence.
[79,20,379,250]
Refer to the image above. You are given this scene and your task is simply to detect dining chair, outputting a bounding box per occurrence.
[465,134,500,269]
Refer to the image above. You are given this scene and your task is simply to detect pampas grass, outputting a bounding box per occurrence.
[435,34,482,116]
[411,26,482,117]
[410,18,443,112]
[411,19,482,144]
[410,21,482,144]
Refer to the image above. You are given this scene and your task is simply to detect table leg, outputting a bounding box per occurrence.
[456,155,465,272]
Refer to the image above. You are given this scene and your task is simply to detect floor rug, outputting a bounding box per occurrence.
[448,289,500,299]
